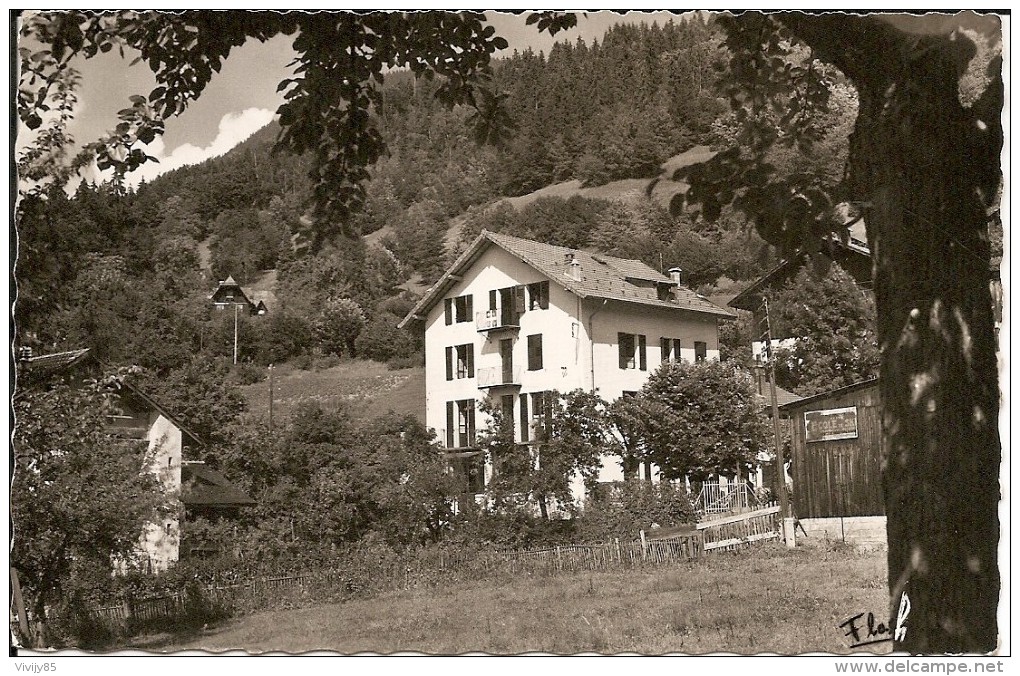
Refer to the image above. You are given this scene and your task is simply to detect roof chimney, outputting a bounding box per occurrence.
[668,267,683,285]
[566,253,582,282]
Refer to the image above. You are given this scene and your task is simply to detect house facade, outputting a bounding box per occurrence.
[16,348,253,572]
[210,275,268,316]
[400,231,734,506]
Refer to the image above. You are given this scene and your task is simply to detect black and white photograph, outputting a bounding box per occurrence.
[10,8,1009,663]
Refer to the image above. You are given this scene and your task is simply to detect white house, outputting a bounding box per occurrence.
[399,231,735,506]
[17,348,254,572]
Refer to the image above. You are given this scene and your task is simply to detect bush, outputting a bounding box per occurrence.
[444,510,578,550]
[575,481,696,543]
[387,351,424,370]
[290,353,314,370]
[231,362,267,385]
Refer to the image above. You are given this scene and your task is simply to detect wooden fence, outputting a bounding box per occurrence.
[60,521,780,635]
[696,503,782,551]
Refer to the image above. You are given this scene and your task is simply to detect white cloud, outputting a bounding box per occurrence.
[126,107,276,187]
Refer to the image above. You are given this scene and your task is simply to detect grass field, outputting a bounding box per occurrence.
[132,542,890,655]
[239,360,425,424]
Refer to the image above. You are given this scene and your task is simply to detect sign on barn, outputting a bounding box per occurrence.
[779,379,884,519]
[804,406,859,442]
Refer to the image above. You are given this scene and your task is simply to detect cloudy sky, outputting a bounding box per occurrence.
[21,10,686,187]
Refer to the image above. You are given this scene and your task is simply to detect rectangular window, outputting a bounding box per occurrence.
[451,453,485,494]
[619,332,646,370]
[519,393,530,443]
[530,391,554,439]
[453,294,473,323]
[661,337,683,362]
[455,343,474,378]
[527,281,549,311]
[501,394,515,436]
[451,398,475,448]
[527,334,544,371]
[695,341,707,362]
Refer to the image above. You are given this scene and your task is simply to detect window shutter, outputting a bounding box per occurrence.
[467,344,475,378]
[446,401,455,447]
[465,295,473,321]
[618,333,630,369]
[514,286,526,314]
[445,346,453,381]
[543,391,554,436]
[519,393,529,443]
[660,337,670,361]
[638,335,647,371]
[467,401,476,446]
[489,289,497,311]
[540,282,549,310]
[501,394,515,433]
[444,298,453,325]
[528,334,543,371]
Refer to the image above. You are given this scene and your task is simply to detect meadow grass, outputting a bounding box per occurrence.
[135,541,889,655]
[240,360,425,423]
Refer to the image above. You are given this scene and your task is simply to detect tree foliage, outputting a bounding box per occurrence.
[640,360,769,482]
[209,405,460,551]
[677,12,1002,652]
[478,390,611,518]
[12,377,170,631]
[770,264,879,396]
[18,10,577,246]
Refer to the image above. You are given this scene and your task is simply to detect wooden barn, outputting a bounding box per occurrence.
[779,378,885,520]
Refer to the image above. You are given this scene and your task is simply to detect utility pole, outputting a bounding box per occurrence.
[760,297,791,539]
[268,364,274,431]
[233,303,239,365]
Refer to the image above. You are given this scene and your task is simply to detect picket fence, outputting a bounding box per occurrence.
[64,506,782,633]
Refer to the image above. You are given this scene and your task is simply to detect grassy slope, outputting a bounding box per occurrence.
[443,146,716,257]
[239,360,425,424]
[139,542,889,655]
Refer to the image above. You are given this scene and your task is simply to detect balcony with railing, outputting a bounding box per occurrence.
[436,427,479,450]
[477,365,522,389]
[475,309,520,333]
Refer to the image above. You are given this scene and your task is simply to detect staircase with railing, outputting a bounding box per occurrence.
[693,481,760,518]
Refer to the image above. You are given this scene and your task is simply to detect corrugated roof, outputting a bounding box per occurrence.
[778,378,880,412]
[400,231,734,327]
[181,462,256,507]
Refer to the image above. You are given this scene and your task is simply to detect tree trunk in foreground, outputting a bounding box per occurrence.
[783,14,1002,653]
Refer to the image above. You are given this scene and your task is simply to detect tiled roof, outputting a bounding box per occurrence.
[400,231,734,327]
[16,347,205,446]
[181,462,256,507]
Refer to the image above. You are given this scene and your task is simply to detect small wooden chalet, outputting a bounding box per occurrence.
[210,276,267,316]
[779,378,884,519]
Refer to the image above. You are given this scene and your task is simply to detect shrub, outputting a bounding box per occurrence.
[387,351,424,370]
[231,361,267,385]
[575,481,696,543]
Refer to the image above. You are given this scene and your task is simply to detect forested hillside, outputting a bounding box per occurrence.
[15,14,850,389]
